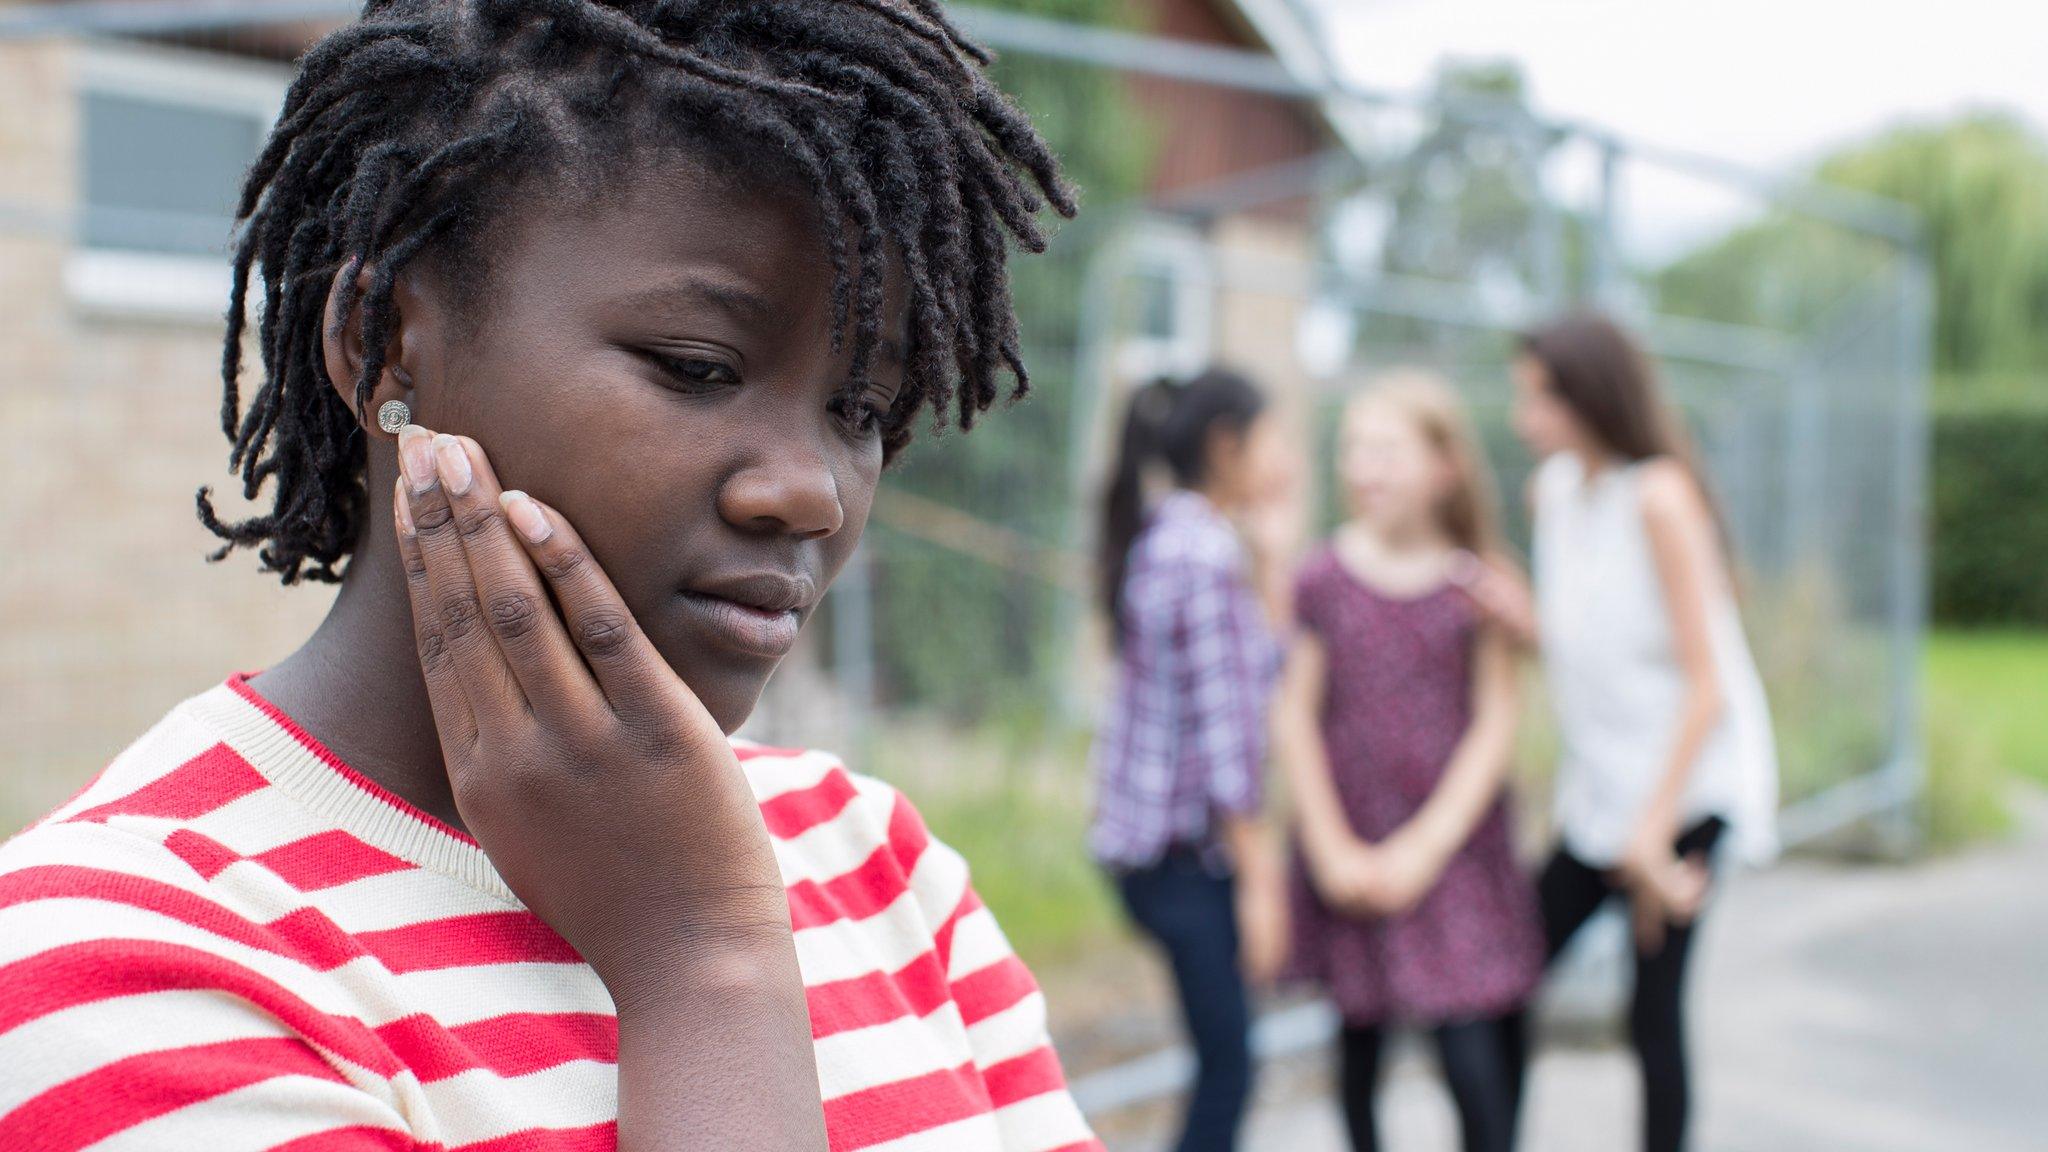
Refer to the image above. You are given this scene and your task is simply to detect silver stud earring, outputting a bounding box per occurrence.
[376,400,411,434]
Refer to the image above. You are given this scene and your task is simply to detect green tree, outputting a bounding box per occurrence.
[1658,113,2048,627]
[1823,115,2048,382]
[1378,60,1550,290]
[1659,113,2048,393]
[1316,58,1586,394]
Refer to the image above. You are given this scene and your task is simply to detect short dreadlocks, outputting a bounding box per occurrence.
[199,0,1075,584]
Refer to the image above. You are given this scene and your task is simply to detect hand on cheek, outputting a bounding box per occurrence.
[391,424,797,991]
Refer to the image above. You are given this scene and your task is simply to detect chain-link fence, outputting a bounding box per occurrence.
[837,8,1933,847]
[0,1,1928,849]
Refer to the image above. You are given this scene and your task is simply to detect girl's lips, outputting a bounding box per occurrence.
[678,592,801,658]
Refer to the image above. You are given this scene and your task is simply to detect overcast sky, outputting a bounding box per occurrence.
[1309,0,2048,255]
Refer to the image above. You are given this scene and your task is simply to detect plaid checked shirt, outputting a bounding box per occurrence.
[1089,490,1283,872]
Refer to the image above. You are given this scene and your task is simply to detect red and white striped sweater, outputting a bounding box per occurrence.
[0,677,1101,1152]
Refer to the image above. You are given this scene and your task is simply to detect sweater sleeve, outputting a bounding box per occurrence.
[862,782,1105,1152]
[940,876,1101,1151]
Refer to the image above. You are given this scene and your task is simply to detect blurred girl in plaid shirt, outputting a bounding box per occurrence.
[1089,368,1297,1152]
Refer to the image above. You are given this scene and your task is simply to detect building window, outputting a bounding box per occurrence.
[66,43,288,322]
[1110,218,1214,384]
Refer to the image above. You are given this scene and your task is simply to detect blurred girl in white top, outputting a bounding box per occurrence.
[1469,312,1777,1152]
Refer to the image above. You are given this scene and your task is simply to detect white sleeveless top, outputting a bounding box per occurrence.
[1532,453,1778,866]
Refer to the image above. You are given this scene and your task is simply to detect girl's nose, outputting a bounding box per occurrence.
[716,416,843,541]
[716,446,845,540]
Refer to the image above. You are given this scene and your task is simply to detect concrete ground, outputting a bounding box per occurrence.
[1106,792,2048,1152]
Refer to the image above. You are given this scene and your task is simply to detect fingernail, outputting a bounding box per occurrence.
[399,425,435,494]
[434,434,472,496]
[501,490,552,544]
[393,476,413,537]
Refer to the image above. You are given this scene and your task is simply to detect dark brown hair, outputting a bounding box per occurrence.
[1517,311,1733,551]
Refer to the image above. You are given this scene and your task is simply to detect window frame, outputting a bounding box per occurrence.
[66,41,290,324]
[1110,217,1216,384]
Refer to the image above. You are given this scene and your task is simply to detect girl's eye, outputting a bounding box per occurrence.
[831,394,892,439]
[650,353,739,391]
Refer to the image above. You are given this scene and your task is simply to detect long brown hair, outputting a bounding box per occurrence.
[1345,371,1509,563]
[1516,312,1733,552]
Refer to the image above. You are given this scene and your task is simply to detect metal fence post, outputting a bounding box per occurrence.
[1050,231,1128,729]
[1525,125,1565,308]
[1884,250,1935,849]
[1588,138,1622,305]
[830,543,876,766]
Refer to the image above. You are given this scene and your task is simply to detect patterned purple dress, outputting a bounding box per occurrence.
[1285,545,1544,1025]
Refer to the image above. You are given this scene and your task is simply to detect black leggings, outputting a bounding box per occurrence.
[1338,1012,1525,1152]
[1537,817,1725,1152]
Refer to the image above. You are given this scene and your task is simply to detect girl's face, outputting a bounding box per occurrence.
[1510,353,1587,460]
[1338,401,1451,538]
[1204,410,1292,512]
[390,154,905,731]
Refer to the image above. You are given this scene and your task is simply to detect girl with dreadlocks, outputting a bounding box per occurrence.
[0,2,1098,1150]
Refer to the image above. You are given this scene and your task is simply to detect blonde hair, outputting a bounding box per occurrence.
[1343,370,1508,561]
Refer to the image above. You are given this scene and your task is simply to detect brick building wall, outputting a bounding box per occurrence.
[0,37,334,831]
[1132,0,1327,219]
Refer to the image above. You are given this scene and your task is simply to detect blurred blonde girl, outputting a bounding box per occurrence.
[1276,374,1543,1152]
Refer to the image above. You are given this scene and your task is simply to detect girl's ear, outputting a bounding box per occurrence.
[320,259,431,437]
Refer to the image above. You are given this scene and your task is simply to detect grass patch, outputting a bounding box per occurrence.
[1921,628,2048,846]
[865,715,1121,970]
[1922,703,2013,847]
[1925,630,2048,784]
[911,778,1121,969]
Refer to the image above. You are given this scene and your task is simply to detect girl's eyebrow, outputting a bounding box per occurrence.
[615,271,778,324]
[619,270,908,369]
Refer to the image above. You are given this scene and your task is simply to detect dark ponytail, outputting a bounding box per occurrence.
[1097,367,1267,645]
[1099,380,1171,642]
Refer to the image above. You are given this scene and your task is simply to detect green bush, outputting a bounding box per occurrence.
[1930,400,2048,625]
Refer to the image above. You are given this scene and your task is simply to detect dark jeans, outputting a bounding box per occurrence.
[1116,850,1253,1152]
[1339,1013,1526,1152]
[1536,817,1726,1152]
